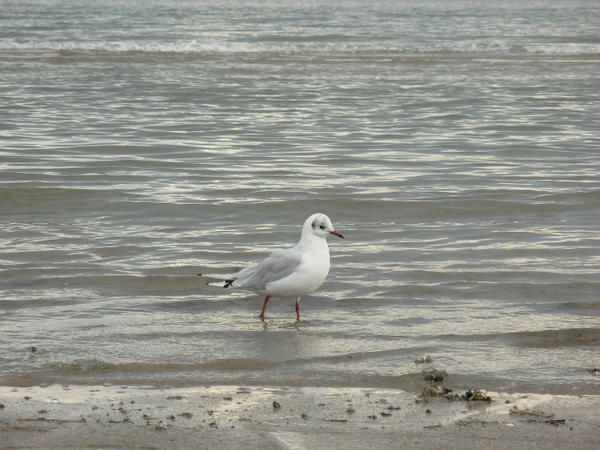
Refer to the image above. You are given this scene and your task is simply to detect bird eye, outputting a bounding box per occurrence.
[319,225,325,230]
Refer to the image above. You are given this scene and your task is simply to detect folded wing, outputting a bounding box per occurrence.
[233,248,303,292]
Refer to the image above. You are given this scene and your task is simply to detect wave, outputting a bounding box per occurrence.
[439,327,600,348]
[3,359,599,395]
[2,39,600,57]
[0,39,255,55]
[5,347,418,379]
[523,43,600,55]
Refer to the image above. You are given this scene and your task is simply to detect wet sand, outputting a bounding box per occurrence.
[1,384,599,449]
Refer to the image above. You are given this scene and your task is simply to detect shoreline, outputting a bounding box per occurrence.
[1,384,599,449]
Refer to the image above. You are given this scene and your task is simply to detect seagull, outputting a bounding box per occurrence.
[200,213,344,321]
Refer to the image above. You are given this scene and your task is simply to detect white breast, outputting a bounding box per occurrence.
[265,240,330,297]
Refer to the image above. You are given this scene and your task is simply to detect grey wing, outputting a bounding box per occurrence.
[231,264,258,280]
[237,248,302,291]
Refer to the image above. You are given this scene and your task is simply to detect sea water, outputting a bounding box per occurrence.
[1,0,599,393]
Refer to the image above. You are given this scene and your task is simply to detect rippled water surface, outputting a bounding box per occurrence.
[1,0,600,393]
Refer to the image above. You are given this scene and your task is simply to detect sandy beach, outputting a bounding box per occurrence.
[1,383,599,449]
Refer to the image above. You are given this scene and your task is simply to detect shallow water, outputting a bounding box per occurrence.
[1,0,600,393]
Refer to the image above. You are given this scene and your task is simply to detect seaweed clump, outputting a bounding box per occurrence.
[418,369,457,401]
[461,389,491,402]
[417,369,492,403]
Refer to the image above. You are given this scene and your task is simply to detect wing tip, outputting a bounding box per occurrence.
[206,279,236,288]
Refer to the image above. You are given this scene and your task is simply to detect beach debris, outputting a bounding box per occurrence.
[509,406,553,419]
[223,396,233,401]
[178,412,193,419]
[587,368,600,377]
[461,389,491,402]
[380,411,392,417]
[272,401,281,409]
[418,369,455,400]
[509,406,567,426]
[301,413,309,420]
[20,418,85,424]
[415,355,433,364]
[209,422,218,428]
[425,409,432,414]
[37,409,48,414]
[27,346,39,359]
[418,369,456,401]
[367,415,377,420]
[420,386,453,399]
[346,406,356,414]
[0,404,4,409]
[422,369,447,384]
[509,406,565,425]
[416,368,493,403]
[24,396,31,401]
[167,414,175,421]
[166,395,184,400]
[387,405,401,410]
[154,422,167,431]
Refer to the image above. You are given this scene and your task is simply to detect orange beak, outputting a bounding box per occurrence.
[329,230,344,239]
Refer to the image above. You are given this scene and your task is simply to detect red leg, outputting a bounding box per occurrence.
[295,297,300,321]
[259,295,271,321]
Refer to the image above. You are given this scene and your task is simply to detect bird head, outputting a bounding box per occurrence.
[304,213,344,239]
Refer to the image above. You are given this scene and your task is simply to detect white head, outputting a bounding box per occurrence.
[302,213,344,240]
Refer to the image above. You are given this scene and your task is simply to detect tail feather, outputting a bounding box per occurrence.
[199,273,236,289]
[207,279,236,288]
